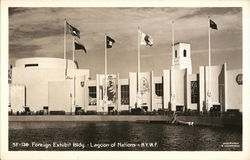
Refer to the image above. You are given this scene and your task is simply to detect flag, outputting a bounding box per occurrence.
[140,30,153,46]
[210,19,218,30]
[106,36,115,48]
[74,41,86,53]
[66,22,80,38]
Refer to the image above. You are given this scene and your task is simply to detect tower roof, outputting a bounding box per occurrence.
[174,42,190,46]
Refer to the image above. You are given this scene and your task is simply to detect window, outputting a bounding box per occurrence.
[191,81,199,103]
[155,83,163,97]
[121,85,129,105]
[25,64,38,67]
[175,50,177,58]
[183,50,187,57]
[88,86,97,105]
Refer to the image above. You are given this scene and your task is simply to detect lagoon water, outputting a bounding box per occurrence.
[9,121,242,151]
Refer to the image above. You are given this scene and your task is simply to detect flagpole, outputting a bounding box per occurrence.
[208,16,211,111]
[104,34,107,112]
[64,19,67,77]
[171,20,176,111]
[138,27,140,76]
[172,20,175,66]
[137,27,141,109]
[72,36,75,115]
[105,34,107,77]
[117,72,119,112]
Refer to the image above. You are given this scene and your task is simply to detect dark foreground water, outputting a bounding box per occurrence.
[9,122,242,151]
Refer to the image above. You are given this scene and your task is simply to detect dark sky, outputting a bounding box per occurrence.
[9,7,242,79]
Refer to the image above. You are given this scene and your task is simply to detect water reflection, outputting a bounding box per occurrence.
[9,122,242,151]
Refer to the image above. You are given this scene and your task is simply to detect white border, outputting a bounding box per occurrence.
[1,0,250,160]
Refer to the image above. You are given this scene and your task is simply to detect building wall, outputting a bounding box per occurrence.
[129,72,152,110]
[10,84,25,112]
[171,69,186,108]
[199,64,227,112]
[48,74,88,113]
[218,64,227,112]
[96,74,104,112]
[150,71,154,111]
[10,58,242,113]
[48,80,71,112]
[15,57,75,69]
[226,69,242,111]
[129,72,137,109]
[11,58,89,113]
[95,74,119,112]
[199,66,205,112]
[140,72,151,109]
[75,75,88,110]
[12,68,62,111]
[173,43,192,74]
[163,70,170,110]
[205,65,221,105]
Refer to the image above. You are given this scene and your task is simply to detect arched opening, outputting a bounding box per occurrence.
[183,50,187,57]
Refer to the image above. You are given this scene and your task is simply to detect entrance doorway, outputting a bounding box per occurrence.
[75,107,82,115]
[142,106,148,112]
[43,106,49,115]
[108,106,114,114]
[176,105,184,112]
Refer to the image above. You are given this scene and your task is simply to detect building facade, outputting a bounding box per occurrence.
[9,43,242,114]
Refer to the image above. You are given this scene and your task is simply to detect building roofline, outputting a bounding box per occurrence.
[174,42,190,45]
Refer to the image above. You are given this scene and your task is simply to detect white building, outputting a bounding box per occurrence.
[9,43,242,114]
[10,57,89,113]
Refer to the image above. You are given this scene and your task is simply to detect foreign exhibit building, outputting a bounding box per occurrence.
[9,42,242,114]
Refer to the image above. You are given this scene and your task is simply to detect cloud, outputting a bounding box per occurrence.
[9,44,41,61]
[179,7,241,19]
[192,47,242,55]
[9,8,28,16]
[8,7,242,78]
[10,26,63,40]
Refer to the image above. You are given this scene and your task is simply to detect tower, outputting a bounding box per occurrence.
[172,42,192,74]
